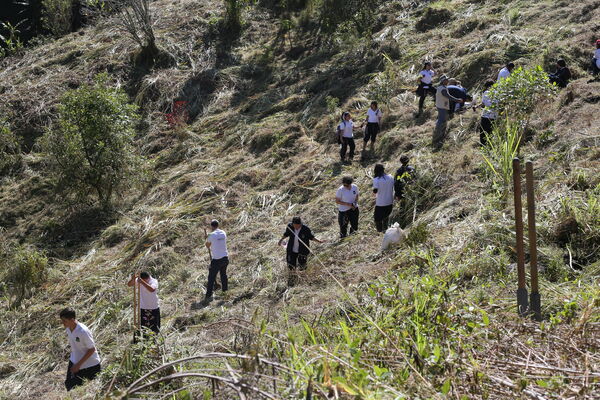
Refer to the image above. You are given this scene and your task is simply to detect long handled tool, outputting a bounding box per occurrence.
[526,161,541,321]
[513,158,529,316]
[132,271,141,332]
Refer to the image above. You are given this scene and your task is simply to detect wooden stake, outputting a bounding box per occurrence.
[133,272,141,331]
[513,158,528,316]
[526,161,541,321]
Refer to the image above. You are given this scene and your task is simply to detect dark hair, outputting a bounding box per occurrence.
[466,94,473,102]
[342,176,353,185]
[507,62,515,69]
[341,111,350,121]
[292,216,302,225]
[557,59,566,67]
[483,80,495,89]
[59,308,76,320]
[140,272,150,279]
[400,155,409,164]
[370,101,378,107]
[374,163,385,178]
[424,62,431,68]
[210,219,219,227]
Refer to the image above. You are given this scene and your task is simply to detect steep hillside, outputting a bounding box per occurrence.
[1,0,599,399]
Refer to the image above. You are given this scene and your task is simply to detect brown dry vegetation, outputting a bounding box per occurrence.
[0,0,599,399]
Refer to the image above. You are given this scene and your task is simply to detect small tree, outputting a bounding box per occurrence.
[43,73,142,206]
[41,0,72,37]
[118,0,159,64]
[2,245,48,308]
[487,66,557,128]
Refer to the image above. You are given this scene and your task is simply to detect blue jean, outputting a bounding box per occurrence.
[433,108,448,149]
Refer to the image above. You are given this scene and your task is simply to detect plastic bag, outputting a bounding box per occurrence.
[381,222,405,251]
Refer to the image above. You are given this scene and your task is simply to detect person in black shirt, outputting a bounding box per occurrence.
[277,216,323,286]
[548,59,572,88]
[394,155,416,200]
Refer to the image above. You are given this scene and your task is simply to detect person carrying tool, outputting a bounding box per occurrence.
[433,75,464,151]
[60,308,101,391]
[204,219,229,302]
[335,176,359,238]
[363,101,383,152]
[372,164,395,233]
[416,62,436,115]
[127,272,160,334]
[277,216,323,286]
[394,155,416,200]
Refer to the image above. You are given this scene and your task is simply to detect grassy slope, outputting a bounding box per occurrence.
[0,0,599,398]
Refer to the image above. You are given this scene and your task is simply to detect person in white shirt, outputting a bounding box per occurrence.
[127,272,160,334]
[337,112,360,163]
[497,62,515,81]
[416,62,436,115]
[363,101,383,151]
[478,80,497,146]
[335,176,359,238]
[204,219,229,302]
[592,39,600,74]
[372,164,395,233]
[59,308,101,391]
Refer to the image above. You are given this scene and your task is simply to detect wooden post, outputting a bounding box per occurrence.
[513,158,528,316]
[133,273,141,331]
[526,161,541,321]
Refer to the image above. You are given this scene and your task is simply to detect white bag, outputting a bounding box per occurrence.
[381,222,405,251]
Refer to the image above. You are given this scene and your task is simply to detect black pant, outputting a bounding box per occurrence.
[141,308,161,333]
[374,205,393,232]
[206,256,229,298]
[65,361,100,391]
[364,123,379,143]
[287,252,308,270]
[549,74,567,88]
[592,58,599,74]
[417,83,436,111]
[338,208,359,237]
[479,117,494,146]
[340,137,355,160]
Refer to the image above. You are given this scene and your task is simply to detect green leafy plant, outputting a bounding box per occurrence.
[481,119,522,200]
[367,53,400,109]
[223,0,254,34]
[325,95,339,114]
[487,66,557,128]
[42,73,143,207]
[0,21,24,57]
[41,0,73,37]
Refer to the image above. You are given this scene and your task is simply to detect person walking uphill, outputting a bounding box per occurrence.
[372,164,394,233]
[433,75,464,151]
[204,220,229,303]
[363,101,383,152]
[479,80,497,146]
[278,216,323,286]
[416,62,436,115]
[127,272,160,335]
[336,176,359,238]
[60,308,101,391]
[337,112,359,164]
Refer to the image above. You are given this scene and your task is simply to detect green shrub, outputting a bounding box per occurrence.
[0,21,24,58]
[2,246,48,308]
[224,0,253,34]
[42,73,143,207]
[487,66,557,127]
[41,0,72,37]
[0,119,20,176]
[393,170,447,228]
[317,0,381,37]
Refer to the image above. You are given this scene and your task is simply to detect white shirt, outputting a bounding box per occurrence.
[367,108,382,123]
[420,69,435,85]
[66,322,101,369]
[373,174,394,207]
[481,91,497,119]
[208,229,228,259]
[292,228,301,253]
[337,120,354,138]
[336,184,359,212]
[497,67,511,81]
[139,277,159,310]
[595,49,600,68]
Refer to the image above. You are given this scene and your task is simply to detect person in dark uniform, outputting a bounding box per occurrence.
[278,216,323,286]
[394,155,416,200]
[548,59,571,88]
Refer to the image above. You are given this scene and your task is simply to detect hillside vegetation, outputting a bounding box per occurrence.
[0,0,599,399]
